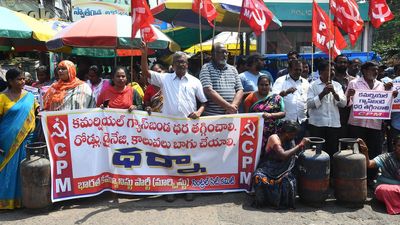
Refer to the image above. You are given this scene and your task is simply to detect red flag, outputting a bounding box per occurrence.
[131,0,157,42]
[240,0,274,36]
[330,0,364,46]
[312,1,347,59]
[140,23,157,43]
[192,0,218,27]
[369,0,394,28]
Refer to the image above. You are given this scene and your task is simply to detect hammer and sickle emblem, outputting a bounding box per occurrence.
[339,0,361,25]
[51,118,67,139]
[372,4,391,22]
[251,2,266,31]
[241,120,256,139]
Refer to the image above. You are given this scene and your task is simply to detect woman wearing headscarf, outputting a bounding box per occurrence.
[0,68,38,209]
[43,60,95,111]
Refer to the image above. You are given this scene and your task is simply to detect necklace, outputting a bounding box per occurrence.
[6,89,23,101]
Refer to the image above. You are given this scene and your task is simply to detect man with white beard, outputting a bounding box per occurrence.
[200,42,243,115]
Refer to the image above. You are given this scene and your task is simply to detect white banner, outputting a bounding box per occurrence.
[392,83,400,112]
[352,90,393,119]
[41,109,263,202]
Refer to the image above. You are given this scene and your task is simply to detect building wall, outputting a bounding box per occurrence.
[0,0,70,20]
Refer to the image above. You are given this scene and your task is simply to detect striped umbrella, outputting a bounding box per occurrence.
[46,14,180,52]
[184,32,256,56]
[0,6,56,51]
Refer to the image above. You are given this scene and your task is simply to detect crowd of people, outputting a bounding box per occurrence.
[0,43,399,214]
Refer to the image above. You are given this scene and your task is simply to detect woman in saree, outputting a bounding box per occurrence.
[97,66,143,111]
[358,137,400,215]
[0,68,38,209]
[43,60,95,111]
[253,121,309,209]
[244,75,285,150]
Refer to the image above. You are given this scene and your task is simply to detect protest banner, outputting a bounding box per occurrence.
[41,109,263,202]
[352,90,393,119]
[392,83,400,112]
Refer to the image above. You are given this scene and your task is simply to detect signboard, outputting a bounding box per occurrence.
[41,109,263,202]
[71,0,130,21]
[392,84,400,112]
[1,0,56,19]
[352,90,393,119]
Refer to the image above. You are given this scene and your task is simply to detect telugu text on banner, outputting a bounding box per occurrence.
[391,84,400,112]
[41,109,263,202]
[352,90,393,119]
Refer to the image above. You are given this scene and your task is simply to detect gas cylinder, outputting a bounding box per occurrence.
[333,138,367,204]
[20,142,51,209]
[297,137,330,204]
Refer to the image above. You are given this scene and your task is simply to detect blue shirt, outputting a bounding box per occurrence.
[373,153,400,185]
[239,70,274,92]
[391,112,400,130]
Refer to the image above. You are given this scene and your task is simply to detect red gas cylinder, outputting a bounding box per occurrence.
[333,138,367,205]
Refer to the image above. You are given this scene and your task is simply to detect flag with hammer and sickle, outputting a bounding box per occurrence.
[240,0,274,36]
[192,0,218,27]
[369,0,394,29]
[330,0,364,47]
[131,0,157,43]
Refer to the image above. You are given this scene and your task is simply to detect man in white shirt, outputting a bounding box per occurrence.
[140,44,207,202]
[276,51,299,78]
[307,60,347,156]
[141,49,207,119]
[272,59,309,141]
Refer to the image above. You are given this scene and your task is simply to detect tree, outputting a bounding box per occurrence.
[372,0,400,64]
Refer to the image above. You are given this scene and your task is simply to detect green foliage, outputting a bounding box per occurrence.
[372,0,400,64]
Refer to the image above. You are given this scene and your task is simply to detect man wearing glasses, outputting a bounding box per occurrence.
[200,43,243,115]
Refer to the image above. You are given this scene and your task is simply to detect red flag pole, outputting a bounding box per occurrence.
[131,13,133,83]
[211,19,216,48]
[311,42,314,79]
[311,1,314,80]
[328,0,332,82]
[234,19,242,67]
[198,4,204,66]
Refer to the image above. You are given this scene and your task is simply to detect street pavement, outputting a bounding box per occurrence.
[0,190,397,225]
